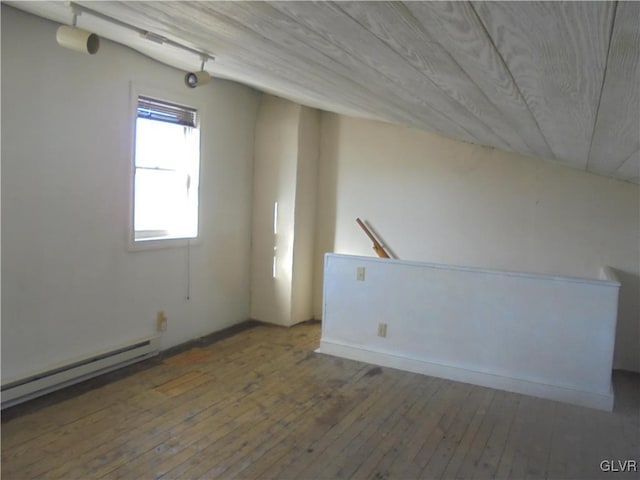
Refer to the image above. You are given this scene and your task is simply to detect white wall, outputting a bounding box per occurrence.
[250,95,319,326]
[291,107,320,324]
[315,114,640,372]
[251,96,300,325]
[1,7,260,381]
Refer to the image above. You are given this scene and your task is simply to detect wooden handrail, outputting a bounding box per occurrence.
[356,218,390,258]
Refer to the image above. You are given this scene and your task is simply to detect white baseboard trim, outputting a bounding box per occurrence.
[317,340,614,412]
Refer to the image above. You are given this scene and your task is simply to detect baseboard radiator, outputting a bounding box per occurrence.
[1,335,160,409]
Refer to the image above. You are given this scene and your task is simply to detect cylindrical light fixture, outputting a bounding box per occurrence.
[184,70,211,88]
[56,25,100,54]
[185,56,212,88]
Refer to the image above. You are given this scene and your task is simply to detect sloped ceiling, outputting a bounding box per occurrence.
[8,1,640,183]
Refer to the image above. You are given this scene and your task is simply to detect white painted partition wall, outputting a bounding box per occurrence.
[318,254,620,411]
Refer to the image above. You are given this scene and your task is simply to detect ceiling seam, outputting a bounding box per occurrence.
[614,148,639,175]
[393,2,541,156]
[333,1,516,152]
[115,1,477,143]
[202,2,473,137]
[106,1,395,119]
[267,1,481,143]
[154,4,411,125]
[209,10,386,113]
[468,2,558,162]
[586,2,624,173]
[208,3,462,137]
[392,2,536,152]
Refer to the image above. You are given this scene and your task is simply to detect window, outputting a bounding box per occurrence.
[133,96,200,242]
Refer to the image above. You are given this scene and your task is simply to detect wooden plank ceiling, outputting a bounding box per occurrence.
[9,1,640,183]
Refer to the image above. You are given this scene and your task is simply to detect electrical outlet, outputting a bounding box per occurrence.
[157,311,167,332]
[356,266,365,281]
[377,322,387,337]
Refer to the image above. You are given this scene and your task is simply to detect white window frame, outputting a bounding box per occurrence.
[128,83,202,251]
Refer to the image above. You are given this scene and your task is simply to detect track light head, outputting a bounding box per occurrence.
[185,55,213,88]
[56,25,100,54]
[184,70,211,88]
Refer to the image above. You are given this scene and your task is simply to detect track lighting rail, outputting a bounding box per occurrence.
[61,1,214,63]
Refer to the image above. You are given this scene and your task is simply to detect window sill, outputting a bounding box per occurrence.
[128,235,200,251]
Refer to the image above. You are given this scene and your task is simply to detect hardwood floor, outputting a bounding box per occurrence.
[2,321,639,480]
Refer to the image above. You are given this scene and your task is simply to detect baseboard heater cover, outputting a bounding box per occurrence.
[1,335,160,408]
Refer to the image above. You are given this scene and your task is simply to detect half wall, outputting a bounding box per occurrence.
[318,254,620,411]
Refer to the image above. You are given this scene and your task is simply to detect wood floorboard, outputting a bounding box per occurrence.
[2,321,638,480]
[421,386,495,479]
[323,376,443,480]
[349,375,445,480]
[238,363,402,480]
[110,350,332,479]
[398,381,476,479]
[454,390,515,479]
[168,356,368,479]
[253,363,404,480]
[318,371,424,480]
[437,388,498,480]
[58,335,318,479]
[202,356,365,479]
[471,391,520,479]
[199,379,334,479]
[523,399,557,480]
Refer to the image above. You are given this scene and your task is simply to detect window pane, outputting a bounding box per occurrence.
[135,118,194,170]
[134,169,197,239]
